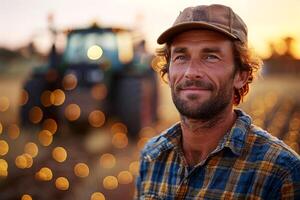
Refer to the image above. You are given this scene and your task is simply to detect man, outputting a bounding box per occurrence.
[135,4,300,200]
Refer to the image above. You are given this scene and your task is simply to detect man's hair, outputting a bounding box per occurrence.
[154,40,262,105]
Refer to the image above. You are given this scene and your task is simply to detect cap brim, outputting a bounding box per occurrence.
[157,22,238,44]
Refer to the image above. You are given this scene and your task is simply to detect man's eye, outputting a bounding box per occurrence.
[204,55,220,62]
[174,55,186,61]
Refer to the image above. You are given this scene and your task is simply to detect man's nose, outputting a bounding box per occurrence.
[184,60,205,79]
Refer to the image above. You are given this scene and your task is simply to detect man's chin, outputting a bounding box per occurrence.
[173,96,223,120]
[174,101,207,118]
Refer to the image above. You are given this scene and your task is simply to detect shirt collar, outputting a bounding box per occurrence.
[143,109,252,161]
[142,123,181,161]
[224,109,252,156]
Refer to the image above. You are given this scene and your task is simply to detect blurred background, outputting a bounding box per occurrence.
[0,0,300,199]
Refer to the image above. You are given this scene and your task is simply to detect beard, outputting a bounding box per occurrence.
[171,79,233,121]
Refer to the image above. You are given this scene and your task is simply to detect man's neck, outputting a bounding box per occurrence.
[180,107,236,166]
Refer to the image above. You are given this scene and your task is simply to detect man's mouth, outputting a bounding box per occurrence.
[176,80,214,92]
[181,86,210,91]
[179,87,211,97]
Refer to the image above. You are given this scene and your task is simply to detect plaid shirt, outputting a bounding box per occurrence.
[135,109,300,200]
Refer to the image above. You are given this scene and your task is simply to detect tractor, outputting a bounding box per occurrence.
[20,24,158,138]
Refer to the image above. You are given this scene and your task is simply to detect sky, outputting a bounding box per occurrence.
[1,0,300,57]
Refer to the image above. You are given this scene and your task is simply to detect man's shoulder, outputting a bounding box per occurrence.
[248,124,300,169]
[140,123,180,161]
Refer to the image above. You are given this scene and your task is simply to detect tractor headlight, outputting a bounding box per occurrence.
[87,45,103,60]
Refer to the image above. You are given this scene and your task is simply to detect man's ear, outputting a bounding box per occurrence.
[233,70,249,89]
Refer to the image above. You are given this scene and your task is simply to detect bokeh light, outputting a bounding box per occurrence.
[0,159,8,171]
[15,154,33,169]
[111,123,127,134]
[91,192,106,200]
[129,161,139,176]
[29,106,43,124]
[40,90,52,107]
[52,147,67,163]
[38,130,53,146]
[137,137,149,150]
[55,177,69,190]
[112,132,128,149]
[116,32,134,64]
[103,176,118,190]
[0,159,8,177]
[74,162,89,178]
[43,118,58,134]
[24,142,38,158]
[19,89,29,106]
[50,89,65,106]
[64,104,81,121]
[63,74,78,90]
[0,122,2,134]
[87,45,103,60]
[21,194,32,200]
[139,126,156,138]
[117,170,133,184]
[91,84,107,100]
[88,110,105,128]
[0,169,8,177]
[99,153,116,169]
[0,96,10,112]
[23,153,33,168]
[0,140,9,156]
[35,167,53,181]
[7,124,20,140]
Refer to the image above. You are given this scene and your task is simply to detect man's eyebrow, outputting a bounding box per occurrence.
[171,47,187,54]
[202,47,221,53]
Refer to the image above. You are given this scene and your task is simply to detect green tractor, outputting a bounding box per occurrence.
[20,24,158,138]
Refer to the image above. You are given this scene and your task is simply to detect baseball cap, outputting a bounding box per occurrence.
[157,4,247,44]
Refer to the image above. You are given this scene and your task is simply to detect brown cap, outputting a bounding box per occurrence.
[157,4,247,44]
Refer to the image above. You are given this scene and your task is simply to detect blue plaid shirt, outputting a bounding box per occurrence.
[135,109,300,199]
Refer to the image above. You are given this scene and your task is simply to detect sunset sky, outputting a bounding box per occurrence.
[1,0,300,58]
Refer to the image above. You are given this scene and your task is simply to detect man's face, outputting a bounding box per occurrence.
[168,30,244,120]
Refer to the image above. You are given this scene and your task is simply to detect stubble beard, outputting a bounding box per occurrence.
[171,79,233,122]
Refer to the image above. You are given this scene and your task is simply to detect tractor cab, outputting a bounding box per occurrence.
[21,24,158,138]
